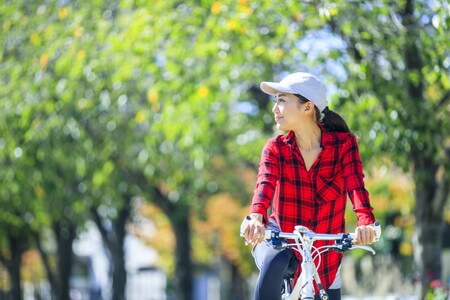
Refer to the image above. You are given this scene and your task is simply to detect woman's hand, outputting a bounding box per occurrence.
[241,213,266,245]
[355,225,377,244]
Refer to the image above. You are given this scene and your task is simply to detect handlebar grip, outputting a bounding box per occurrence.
[350,222,382,243]
[239,216,252,237]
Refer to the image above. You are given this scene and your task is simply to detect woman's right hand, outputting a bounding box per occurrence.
[240,213,266,245]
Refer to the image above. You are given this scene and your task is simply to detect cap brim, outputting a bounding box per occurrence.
[260,82,296,95]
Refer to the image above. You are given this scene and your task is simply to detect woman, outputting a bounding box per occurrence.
[241,72,378,300]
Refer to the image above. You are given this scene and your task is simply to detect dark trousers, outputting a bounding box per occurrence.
[252,242,341,300]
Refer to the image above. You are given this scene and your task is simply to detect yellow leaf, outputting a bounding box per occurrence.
[135,111,146,123]
[275,48,284,59]
[35,186,45,198]
[227,20,238,30]
[147,90,160,111]
[40,53,49,69]
[400,242,413,256]
[22,250,45,282]
[197,86,209,98]
[329,6,339,17]
[238,2,253,16]
[30,33,41,45]
[77,50,85,60]
[74,26,84,37]
[58,7,68,19]
[147,90,159,103]
[211,2,222,14]
[293,13,303,21]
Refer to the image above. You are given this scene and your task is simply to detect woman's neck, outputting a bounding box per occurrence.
[293,123,322,151]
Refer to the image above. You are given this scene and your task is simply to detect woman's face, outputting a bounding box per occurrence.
[272,93,306,131]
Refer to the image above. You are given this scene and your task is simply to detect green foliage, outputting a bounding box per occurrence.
[0,0,448,296]
[322,0,449,171]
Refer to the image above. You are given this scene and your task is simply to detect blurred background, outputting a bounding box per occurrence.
[0,0,449,299]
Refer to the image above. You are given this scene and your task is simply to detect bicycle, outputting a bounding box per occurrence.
[240,217,381,300]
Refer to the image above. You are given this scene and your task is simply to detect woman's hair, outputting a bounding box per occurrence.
[294,94,350,133]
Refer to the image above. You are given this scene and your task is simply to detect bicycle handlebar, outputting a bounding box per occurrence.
[240,215,381,245]
[264,221,381,244]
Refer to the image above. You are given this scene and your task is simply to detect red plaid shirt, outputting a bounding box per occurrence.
[250,128,375,290]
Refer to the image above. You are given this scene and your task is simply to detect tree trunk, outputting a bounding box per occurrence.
[412,157,448,299]
[7,233,24,300]
[111,202,129,300]
[231,262,248,300]
[148,186,194,300]
[34,219,77,300]
[171,209,193,300]
[111,245,126,300]
[34,232,56,300]
[53,220,77,300]
[91,196,130,300]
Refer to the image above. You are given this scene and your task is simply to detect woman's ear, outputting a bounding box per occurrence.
[304,101,314,113]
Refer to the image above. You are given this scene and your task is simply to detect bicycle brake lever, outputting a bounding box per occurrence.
[330,242,376,255]
[351,244,376,255]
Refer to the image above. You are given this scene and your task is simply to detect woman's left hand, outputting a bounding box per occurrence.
[355,225,376,244]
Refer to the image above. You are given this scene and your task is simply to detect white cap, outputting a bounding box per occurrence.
[260,72,328,112]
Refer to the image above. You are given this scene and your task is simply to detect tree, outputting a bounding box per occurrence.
[0,97,37,300]
[1,2,112,299]
[3,1,447,299]
[129,1,309,298]
[320,1,449,297]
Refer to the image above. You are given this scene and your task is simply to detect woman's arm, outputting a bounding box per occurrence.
[249,139,280,223]
[342,135,377,243]
[242,139,280,244]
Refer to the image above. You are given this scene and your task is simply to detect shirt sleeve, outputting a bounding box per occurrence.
[250,139,279,224]
[342,135,376,226]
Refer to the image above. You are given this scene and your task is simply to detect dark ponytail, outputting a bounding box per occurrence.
[294,94,350,133]
[320,107,350,133]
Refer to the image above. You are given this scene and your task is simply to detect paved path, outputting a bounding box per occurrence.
[343,295,417,300]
